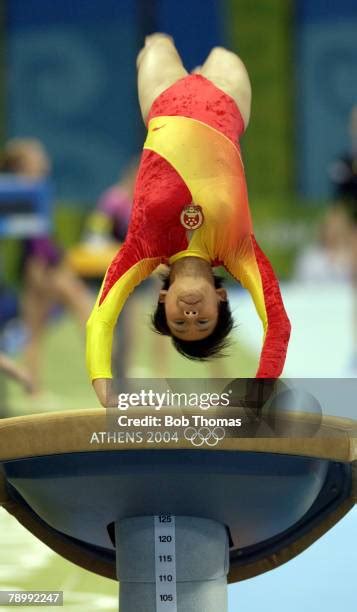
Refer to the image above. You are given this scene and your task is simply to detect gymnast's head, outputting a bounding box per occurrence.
[151,257,234,360]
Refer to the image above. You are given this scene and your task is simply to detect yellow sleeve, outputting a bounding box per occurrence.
[86,257,159,381]
[225,236,268,328]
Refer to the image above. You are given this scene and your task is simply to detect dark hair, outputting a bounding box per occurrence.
[151,272,234,360]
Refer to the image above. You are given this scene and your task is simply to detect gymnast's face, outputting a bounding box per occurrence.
[159,277,227,341]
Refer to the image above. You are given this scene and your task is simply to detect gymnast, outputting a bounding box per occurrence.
[86,34,291,406]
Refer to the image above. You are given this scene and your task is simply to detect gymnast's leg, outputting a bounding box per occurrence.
[199,46,252,129]
[137,33,188,124]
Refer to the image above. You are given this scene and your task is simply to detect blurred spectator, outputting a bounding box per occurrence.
[83,157,138,246]
[0,138,92,396]
[329,105,357,220]
[0,138,51,178]
[294,204,353,284]
[328,106,357,372]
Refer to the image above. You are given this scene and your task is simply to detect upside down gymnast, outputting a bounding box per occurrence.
[86,34,291,407]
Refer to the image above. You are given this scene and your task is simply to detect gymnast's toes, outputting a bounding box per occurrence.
[145,33,174,46]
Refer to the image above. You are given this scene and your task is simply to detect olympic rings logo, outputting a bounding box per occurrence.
[183,426,226,447]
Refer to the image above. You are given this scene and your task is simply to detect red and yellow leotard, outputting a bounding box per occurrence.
[86,75,291,380]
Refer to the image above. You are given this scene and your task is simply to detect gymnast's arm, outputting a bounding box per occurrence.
[225,236,291,378]
[0,352,34,392]
[86,243,160,407]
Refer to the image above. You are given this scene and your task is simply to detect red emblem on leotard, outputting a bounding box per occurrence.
[180,204,204,230]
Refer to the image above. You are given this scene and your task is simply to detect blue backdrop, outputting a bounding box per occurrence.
[296,0,357,199]
[6,0,224,205]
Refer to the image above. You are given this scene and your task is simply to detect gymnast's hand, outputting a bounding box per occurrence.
[92,378,118,408]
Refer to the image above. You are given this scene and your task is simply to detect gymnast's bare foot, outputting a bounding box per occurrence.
[145,33,174,46]
[137,33,174,68]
